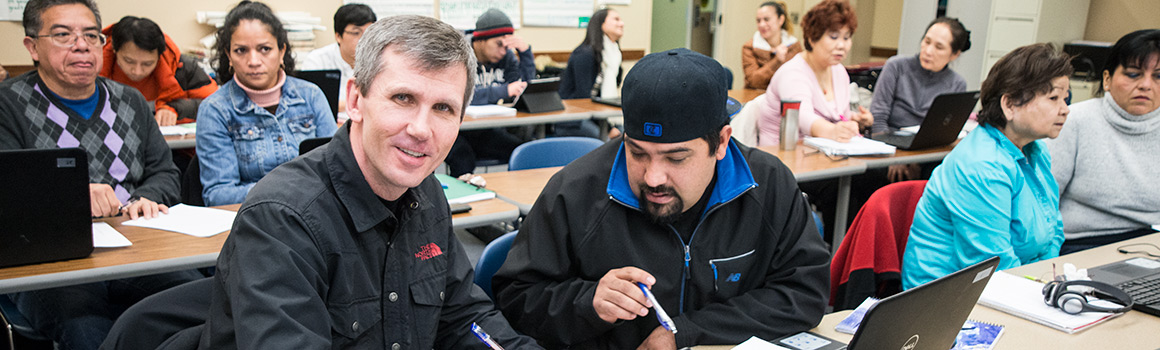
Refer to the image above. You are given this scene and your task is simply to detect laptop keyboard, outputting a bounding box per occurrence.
[1119,273,1160,306]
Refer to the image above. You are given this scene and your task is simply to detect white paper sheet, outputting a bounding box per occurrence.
[121,204,236,238]
[158,123,198,136]
[92,222,132,248]
[732,336,792,350]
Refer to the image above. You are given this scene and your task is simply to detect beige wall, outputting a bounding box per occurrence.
[1084,0,1160,42]
[869,0,901,49]
[2,0,653,66]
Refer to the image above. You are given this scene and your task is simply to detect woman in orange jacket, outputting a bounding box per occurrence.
[101,16,217,126]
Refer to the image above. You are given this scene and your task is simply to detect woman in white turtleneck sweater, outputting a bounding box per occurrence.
[1046,29,1160,254]
[741,1,802,90]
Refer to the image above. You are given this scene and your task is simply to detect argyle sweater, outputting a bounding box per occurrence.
[0,71,179,205]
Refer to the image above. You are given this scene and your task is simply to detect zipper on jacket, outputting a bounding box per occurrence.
[708,249,755,292]
[675,184,755,313]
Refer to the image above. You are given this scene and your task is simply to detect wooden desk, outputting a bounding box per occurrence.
[451,198,520,229]
[460,99,604,131]
[0,197,518,294]
[0,204,239,294]
[699,233,1160,350]
[479,167,563,215]
[728,89,765,104]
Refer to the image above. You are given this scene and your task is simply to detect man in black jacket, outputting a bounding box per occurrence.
[492,48,830,349]
[197,15,541,350]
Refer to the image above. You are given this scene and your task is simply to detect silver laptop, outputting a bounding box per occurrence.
[0,148,93,268]
[775,257,1000,350]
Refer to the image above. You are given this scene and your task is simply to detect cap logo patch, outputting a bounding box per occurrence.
[644,122,663,137]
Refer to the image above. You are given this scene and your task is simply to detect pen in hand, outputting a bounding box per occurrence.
[471,322,505,350]
[638,282,678,334]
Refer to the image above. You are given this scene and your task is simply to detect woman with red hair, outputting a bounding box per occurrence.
[757,0,872,146]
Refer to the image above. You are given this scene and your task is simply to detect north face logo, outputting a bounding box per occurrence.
[415,243,443,260]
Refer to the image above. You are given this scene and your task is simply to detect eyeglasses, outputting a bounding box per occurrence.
[36,31,106,47]
[342,30,364,37]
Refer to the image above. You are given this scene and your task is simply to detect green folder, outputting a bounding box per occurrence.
[435,174,496,204]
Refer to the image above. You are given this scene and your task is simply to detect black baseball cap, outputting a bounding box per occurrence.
[622,48,741,144]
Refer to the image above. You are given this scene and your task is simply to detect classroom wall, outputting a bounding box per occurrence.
[1084,0,1160,43]
[869,0,900,50]
[1,0,653,67]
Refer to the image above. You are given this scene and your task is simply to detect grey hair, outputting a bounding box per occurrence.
[354,15,477,116]
[23,0,101,37]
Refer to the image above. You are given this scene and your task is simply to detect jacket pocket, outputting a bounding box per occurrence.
[328,297,382,343]
[708,249,756,297]
[287,114,318,135]
[228,123,267,164]
[409,274,446,345]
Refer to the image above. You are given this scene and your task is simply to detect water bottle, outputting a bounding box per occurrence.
[780,100,800,151]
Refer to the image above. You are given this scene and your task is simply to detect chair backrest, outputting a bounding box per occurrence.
[829,180,928,310]
[729,93,766,147]
[473,231,518,300]
[508,137,605,171]
[0,294,48,342]
[181,157,204,206]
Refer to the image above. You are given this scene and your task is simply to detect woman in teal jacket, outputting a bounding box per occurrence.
[902,43,1072,289]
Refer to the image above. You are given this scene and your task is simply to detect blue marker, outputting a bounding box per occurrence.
[471,322,505,350]
[637,282,677,334]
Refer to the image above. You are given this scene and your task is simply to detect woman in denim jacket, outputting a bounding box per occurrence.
[197,1,337,206]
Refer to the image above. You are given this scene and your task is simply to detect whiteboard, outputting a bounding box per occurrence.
[348,0,436,18]
[439,0,519,30]
[523,0,594,28]
[3,0,29,21]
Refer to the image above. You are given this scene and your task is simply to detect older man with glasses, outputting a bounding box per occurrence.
[0,0,200,348]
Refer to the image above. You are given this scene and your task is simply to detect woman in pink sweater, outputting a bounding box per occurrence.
[758,0,872,146]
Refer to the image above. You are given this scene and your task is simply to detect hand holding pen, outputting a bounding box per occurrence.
[592,267,668,325]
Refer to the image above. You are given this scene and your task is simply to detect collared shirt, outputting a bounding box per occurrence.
[902,124,1064,289]
[201,124,541,350]
[195,76,337,206]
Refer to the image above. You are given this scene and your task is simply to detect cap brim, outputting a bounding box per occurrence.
[725,97,742,119]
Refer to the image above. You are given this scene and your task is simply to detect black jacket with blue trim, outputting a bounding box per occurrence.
[492,137,830,349]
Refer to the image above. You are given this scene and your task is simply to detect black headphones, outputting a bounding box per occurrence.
[1042,280,1134,315]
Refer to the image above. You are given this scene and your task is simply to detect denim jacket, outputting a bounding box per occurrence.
[196,76,337,206]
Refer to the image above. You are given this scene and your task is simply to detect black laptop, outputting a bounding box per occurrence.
[775,257,1000,350]
[295,69,342,120]
[871,91,980,150]
[513,78,565,114]
[0,148,94,268]
[591,96,622,108]
[1088,257,1160,317]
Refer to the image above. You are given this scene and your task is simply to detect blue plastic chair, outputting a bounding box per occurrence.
[473,231,518,300]
[508,137,605,171]
[1,294,49,342]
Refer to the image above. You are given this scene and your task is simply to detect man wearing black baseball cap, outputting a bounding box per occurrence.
[493,48,830,349]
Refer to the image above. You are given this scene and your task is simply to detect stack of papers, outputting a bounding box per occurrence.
[978,271,1122,333]
[803,136,895,157]
[465,105,517,119]
[158,123,197,136]
[122,204,237,237]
